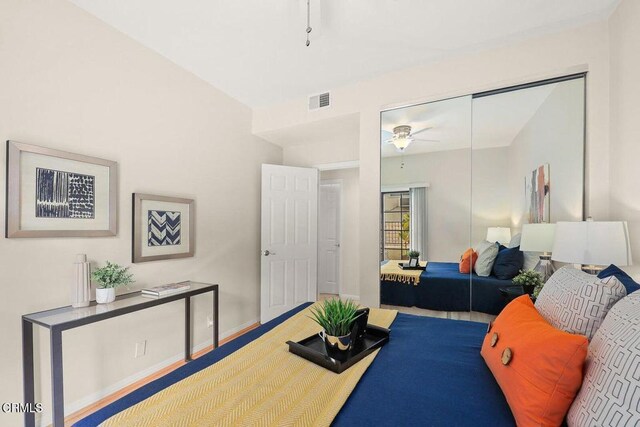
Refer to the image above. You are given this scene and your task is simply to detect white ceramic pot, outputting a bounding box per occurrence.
[95,287,115,304]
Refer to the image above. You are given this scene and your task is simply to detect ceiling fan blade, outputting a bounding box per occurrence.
[409,126,433,136]
[381,130,393,139]
[412,138,440,143]
[383,138,396,144]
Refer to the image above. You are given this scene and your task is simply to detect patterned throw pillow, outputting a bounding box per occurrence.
[535,266,626,340]
[567,293,640,426]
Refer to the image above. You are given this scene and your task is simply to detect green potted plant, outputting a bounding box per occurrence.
[309,298,360,360]
[513,269,543,296]
[408,250,420,267]
[91,261,134,304]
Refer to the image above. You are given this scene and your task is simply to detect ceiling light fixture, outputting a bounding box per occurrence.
[306,0,312,47]
[391,125,414,152]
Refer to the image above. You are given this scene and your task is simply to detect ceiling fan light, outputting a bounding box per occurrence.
[392,137,413,152]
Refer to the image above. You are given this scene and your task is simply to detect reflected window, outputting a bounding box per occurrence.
[381,192,410,260]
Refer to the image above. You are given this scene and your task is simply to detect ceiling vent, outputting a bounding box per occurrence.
[309,92,331,110]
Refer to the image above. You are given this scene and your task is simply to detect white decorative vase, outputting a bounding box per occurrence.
[72,254,91,308]
[95,288,115,304]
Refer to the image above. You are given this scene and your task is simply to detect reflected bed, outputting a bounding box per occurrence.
[381,261,515,315]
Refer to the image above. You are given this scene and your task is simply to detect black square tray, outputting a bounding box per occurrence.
[398,262,426,270]
[286,324,390,373]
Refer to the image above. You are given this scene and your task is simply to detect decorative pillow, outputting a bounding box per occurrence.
[474,241,499,277]
[567,293,640,426]
[535,266,626,340]
[522,252,539,271]
[491,246,524,280]
[598,264,640,295]
[459,248,478,274]
[481,295,588,427]
[508,233,521,248]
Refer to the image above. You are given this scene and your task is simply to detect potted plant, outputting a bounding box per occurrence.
[309,298,360,361]
[408,250,420,267]
[91,261,134,304]
[513,269,543,296]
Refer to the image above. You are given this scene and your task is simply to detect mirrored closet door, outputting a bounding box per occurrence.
[469,75,586,322]
[379,95,473,319]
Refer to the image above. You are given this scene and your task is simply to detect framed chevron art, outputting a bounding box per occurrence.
[132,193,194,263]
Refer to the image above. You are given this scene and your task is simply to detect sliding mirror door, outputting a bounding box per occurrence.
[470,75,585,321]
[380,95,473,319]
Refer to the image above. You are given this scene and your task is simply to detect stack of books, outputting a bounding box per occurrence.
[141,282,191,298]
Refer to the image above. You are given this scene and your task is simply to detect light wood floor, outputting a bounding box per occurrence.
[319,294,495,324]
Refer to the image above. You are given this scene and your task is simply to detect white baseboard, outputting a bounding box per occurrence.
[36,318,259,427]
[339,293,360,301]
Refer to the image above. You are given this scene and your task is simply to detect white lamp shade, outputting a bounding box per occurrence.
[486,227,511,245]
[551,221,633,266]
[520,223,556,253]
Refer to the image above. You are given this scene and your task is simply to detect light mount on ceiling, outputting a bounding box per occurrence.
[306,0,312,47]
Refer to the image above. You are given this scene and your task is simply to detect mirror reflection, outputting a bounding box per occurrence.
[379,75,585,323]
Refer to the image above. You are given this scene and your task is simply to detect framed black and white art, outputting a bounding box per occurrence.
[132,193,195,263]
[5,141,117,238]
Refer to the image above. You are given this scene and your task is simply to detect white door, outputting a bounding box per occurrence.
[260,164,318,324]
[318,183,341,295]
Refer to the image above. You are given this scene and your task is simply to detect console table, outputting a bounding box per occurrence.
[22,281,218,427]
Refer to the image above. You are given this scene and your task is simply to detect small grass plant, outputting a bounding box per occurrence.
[308,298,359,337]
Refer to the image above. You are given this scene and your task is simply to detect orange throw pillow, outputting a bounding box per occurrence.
[459,248,478,273]
[480,295,588,427]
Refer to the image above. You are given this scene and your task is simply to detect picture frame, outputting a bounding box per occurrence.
[408,258,419,267]
[5,140,118,238]
[132,193,195,263]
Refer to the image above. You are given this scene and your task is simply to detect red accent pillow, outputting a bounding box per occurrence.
[481,295,588,427]
[459,248,478,273]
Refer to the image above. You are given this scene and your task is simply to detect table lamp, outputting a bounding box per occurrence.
[486,227,511,246]
[551,221,632,274]
[520,223,556,281]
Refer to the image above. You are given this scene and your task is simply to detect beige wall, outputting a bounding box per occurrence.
[0,0,281,425]
[283,138,358,167]
[320,168,360,298]
[609,0,640,280]
[255,21,611,307]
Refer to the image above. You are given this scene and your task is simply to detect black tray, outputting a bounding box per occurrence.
[287,324,390,373]
[398,262,426,271]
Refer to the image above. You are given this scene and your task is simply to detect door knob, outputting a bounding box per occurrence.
[335,243,341,247]
[262,250,275,256]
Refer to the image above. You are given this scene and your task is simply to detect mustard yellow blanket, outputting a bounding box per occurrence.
[103,304,397,427]
[380,260,428,285]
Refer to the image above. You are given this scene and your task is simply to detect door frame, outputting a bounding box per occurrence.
[318,179,344,297]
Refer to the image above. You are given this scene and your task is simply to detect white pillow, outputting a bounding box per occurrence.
[522,252,540,271]
[535,266,626,340]
[508,233,521,248]
[567,293,640,426]
[474,241,499,277]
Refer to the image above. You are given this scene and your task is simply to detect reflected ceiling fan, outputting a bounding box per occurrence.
[382,125,439,152]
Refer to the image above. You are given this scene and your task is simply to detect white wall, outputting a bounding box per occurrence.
[609,0,640,280]
[283,138,358,167]
[320,168,360,298]
[0,1,281,425]
[256,21,611,307]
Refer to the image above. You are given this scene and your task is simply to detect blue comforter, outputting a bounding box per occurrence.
[76,303,514,426]
[381,261,515,314]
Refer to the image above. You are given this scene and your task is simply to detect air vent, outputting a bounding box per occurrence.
[309,92,331,110]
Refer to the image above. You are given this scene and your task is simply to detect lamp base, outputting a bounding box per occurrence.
[534,254,556,283]
[581,265,604,275]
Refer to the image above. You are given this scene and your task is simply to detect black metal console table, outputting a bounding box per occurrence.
[22,281,218,427]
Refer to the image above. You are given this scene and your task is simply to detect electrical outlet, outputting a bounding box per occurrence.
[207,315,214,328]
[134,340,147,358]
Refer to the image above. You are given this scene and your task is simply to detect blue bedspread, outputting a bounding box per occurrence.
[76,303,514,426]
[381,261,515,315]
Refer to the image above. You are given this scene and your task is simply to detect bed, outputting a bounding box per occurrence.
[76,302,514,427]
[381,261,516,315]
